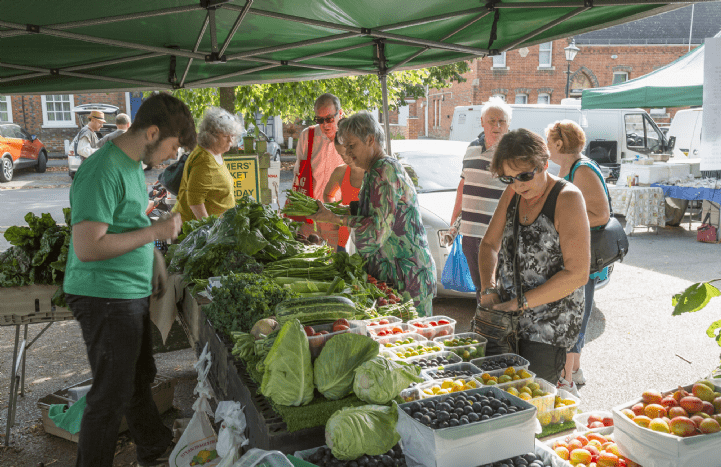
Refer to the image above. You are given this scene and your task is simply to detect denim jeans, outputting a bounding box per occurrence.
[570,276,597,353]
[66,294,172,467]
[461,235,482,303]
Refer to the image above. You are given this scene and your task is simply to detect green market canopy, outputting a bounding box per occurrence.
[0,0,708,95]
[581,31,719,109]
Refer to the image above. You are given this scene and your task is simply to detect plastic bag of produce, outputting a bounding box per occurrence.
[353,356,423,404]
[314,333,379,400]
[260,319,314,406]
[325,404,401,460]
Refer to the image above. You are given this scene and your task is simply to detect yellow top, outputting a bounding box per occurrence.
[172,146,235,223]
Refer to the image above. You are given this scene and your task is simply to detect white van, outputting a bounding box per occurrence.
[667,108,702,159]
[449,102,674,180]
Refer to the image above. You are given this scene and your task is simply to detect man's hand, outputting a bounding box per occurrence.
[151,249,168,300]
[154,212,182,240]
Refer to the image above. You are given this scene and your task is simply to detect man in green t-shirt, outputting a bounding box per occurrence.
[63,93,196,467]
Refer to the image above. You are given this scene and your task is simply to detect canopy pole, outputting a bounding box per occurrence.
[375,40,392,156]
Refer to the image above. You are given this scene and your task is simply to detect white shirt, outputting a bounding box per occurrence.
[76,126,100,158]
[292,125,344,200]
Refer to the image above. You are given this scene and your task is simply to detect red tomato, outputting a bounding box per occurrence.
[437,319,450,325]
[333,324,350,332]
[333,318,350,328]
[377,330,387,336]
[429,321,438,327]
[436,329,450,337]
[377,298,387,306]
[378,319,390,325]
[369,322,378,326]
[304,326,315,337]
[318,330,329,335]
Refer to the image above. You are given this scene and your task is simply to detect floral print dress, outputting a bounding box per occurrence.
[347,157,437,316]
[495,180,584,350]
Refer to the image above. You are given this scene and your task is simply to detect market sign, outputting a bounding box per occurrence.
[225,156,260,200]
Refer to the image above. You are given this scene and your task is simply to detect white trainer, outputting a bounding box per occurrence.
[572,368,586,386]
[557,376,580,397]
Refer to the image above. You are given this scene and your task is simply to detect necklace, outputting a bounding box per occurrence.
[521,193,544,223]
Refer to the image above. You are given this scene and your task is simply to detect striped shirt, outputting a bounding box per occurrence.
[459,145,506,238]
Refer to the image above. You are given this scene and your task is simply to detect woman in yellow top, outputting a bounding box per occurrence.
[173,107,243,223]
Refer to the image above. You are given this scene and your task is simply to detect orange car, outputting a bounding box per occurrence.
[0,123,47,182]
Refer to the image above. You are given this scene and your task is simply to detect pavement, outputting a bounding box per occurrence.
[1,160,721,465]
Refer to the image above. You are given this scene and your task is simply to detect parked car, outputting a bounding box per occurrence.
[0,123,48,182]
[67,103,120,179]
[238,126,282,161]
[390,139,472,298]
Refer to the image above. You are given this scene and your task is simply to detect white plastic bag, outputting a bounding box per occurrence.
[213,401,248,466]
[231,448,293,467]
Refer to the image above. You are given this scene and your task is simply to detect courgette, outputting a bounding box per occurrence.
[275,296,356,326]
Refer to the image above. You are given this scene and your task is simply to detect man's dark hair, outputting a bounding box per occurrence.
[129,93,197,149]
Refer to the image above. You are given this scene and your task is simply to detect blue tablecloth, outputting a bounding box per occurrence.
[651,184,721,203]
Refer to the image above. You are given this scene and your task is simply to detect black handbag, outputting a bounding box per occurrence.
[472,196,524,355]
[158,152,189,196]
[569,158,629,274]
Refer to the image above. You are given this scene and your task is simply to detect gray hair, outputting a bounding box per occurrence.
[338,111,385,151]
[197,106,244,149]
[481,96,512,123]
[314,93,341,114]
[115,113,130,126]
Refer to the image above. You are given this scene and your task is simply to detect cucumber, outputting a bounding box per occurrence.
[275,296,356,326]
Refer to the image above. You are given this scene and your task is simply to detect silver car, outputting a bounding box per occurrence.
[390,139,474,298]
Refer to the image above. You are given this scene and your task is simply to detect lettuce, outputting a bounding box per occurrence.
[325,404,400,460]
[314,333,379,400]
[260,319,314,406]
[353,356,423,404]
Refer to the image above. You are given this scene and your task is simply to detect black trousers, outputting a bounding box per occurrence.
[66,294,172,467]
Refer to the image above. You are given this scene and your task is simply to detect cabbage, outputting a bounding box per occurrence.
[260,319,314,406]
[325,404,400,460]
[314,333,379,400]
[353,356,423,404]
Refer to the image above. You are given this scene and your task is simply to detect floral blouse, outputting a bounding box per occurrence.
[347,157,437,316]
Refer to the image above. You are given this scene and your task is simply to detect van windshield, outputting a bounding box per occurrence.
[624,114,664,153]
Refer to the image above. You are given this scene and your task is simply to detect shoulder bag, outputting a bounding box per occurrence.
[286,127,315,224]
[569,158,629,273]
[159,152,189,196]
[472,195,524,355]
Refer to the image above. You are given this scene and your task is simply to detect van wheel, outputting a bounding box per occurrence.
[274,150,281,161]
[36,150,48,173]
[0,157,13,182]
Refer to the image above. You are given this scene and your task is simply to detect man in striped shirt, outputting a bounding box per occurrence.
[450,97,512,302]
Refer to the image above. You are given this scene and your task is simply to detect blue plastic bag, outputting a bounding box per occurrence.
[441,234,476,293]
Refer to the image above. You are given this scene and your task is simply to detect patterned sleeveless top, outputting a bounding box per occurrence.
[495,179,584,350]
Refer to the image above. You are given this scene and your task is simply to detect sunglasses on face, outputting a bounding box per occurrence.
[498,168,538,184]
[314,113,338,125]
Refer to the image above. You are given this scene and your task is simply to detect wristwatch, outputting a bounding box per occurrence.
[481,287,499,296]
[517,295,529,311]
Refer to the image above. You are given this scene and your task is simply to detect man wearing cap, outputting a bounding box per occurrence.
[75,109,106,160]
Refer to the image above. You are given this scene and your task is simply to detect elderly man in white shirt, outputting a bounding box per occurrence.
[75,110,105,160]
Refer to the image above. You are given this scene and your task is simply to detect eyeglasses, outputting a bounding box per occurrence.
[498,168,538,184]
[314,113,338,125]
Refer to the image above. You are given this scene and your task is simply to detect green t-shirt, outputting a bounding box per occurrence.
[63,141,153,299]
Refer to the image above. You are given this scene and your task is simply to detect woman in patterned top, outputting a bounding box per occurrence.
[312,112,437,316]
[478,129,590,386]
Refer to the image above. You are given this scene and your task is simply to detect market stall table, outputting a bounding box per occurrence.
[651,183,721,232]
[1,285,73,446]
[607,185,666,235]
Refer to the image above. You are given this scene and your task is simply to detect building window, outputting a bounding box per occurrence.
[492,52,506,68]
[515,94,528,104]
[0,96,11,123]
[538,93,551,105]
[41,94,76,128]
[612,72,628,85]
[492,94,506,102]
[539,42,553,67]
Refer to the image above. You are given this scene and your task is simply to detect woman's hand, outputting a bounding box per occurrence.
[492,300,519,312]
[310,200,341,225]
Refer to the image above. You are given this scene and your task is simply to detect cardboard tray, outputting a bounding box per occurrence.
[611,382,721,467]
[396,386,540,467]
[37,375,176,442]
[0,284,73,325]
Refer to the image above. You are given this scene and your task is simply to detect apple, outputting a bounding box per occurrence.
[692,382,716,403]
[669,416,697,437]
[642,390,663,405]
[631,403,646,416]
[648,418,670,433]
[570,448,592,465]
[660,395,679,408]
[620,408,635,419]
[668,406,688,419]
[701,401,715,416]
[597,452,620,467]
[554,446,570,460]
[633,415,651,428]
[699,418,721,434]
[680,396,704,414]
[644,403,667,419]
[603,416,614,427]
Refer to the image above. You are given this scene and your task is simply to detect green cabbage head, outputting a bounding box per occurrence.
[325,404,400,460]
[314,333,379,400]
[260,319,314,406]
[353,356,423,404]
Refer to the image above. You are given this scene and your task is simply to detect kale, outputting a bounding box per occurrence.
[202,273,297,335]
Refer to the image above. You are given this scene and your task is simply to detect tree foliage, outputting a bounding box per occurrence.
[170,62,470,124]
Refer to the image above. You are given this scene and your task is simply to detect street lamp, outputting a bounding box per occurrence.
[564,40,580,98]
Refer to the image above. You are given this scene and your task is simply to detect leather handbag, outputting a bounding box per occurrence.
[697,213,719,243]
[590,217,629,273]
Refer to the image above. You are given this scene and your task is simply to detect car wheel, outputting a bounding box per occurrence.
[36,150,48,173]
[274,150,281,161]
[0,157,13,182]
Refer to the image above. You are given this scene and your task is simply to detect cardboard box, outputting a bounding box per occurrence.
[37,375,176,443]
[611,383,721,467]
[396,386,540,467]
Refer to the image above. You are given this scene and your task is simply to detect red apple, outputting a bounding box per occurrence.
[602,416,614,427]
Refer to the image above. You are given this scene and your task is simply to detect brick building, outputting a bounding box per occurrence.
[407,2,721,140]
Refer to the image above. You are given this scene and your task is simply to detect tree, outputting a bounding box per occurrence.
[171,62,470,123]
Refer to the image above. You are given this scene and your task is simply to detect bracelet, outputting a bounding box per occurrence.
[481,287,499,296]
[517,295,529,311]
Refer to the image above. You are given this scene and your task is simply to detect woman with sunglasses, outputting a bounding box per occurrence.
[478,129,590,388]
[546,120,611,395]
[311,111,436,316]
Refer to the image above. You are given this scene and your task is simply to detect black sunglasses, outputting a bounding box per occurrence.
[314,113,338,125]
[498,168,538,184]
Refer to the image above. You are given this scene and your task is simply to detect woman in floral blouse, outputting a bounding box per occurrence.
[312,112,437,316]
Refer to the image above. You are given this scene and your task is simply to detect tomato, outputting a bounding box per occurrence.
[378,319,390,325]
[436,329,450,337]
[368,322,378,326]
[304,326,315,337]
[437,319,450,325]
[391,327,403,334]
[412,322,425,328]
[377,330,387,336]
[318,330,329,335]
[333,324,350,332]
[333,318,350,328]
[377,298,387,306]
[429,321,438,327]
